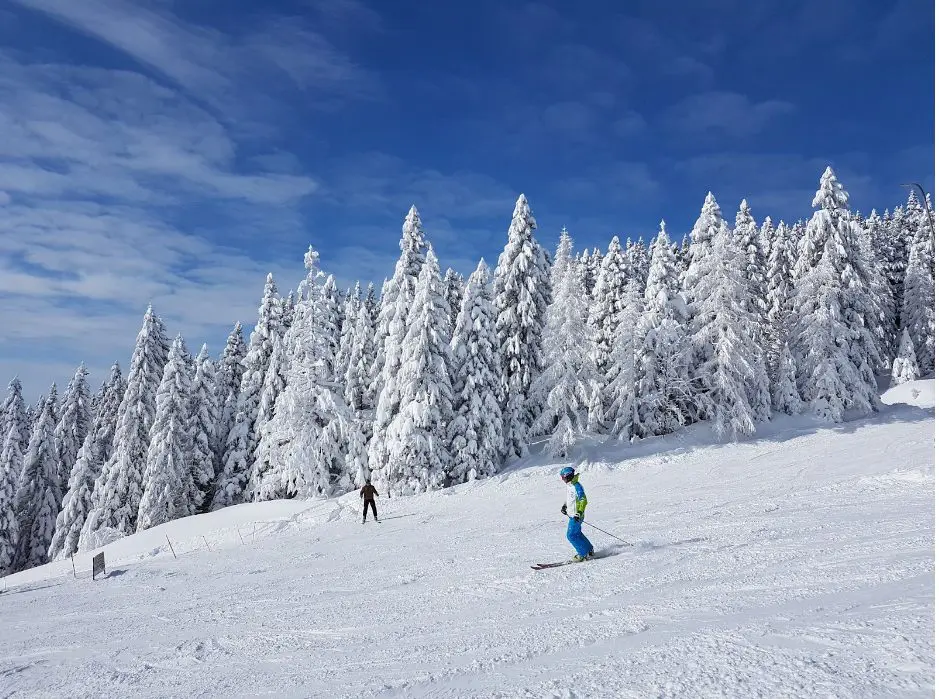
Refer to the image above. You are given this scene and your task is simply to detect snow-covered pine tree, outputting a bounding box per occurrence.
[683,192,728,421]
[765,221,794,377]
[690,221,771,438]
[81,306,169,539]
[448,259,503,483]
[343,301,377,487]
[734,200,770,358]
[576,250,592,297]
[320,274,343,379]
[604,279,643,440]
[335,283,362,385]
[249,332,288,499]
[364,282,379,324]
[189,345,218,512]
[626,238,650,287]
[529,229,597,456]
[788,220,805,281]
[891,328,921,385]
[137,335,195,531]
[212,274,285,509]
[792,244,858,421]
[791,167,881,416]
[257,247,356,500]
[759,216,774,260]
[53,363,125,559]
[772,342,803,415]
[902,221,935,373]
[384,247,454,494]
[443,268,465,331]
[12,389,60,571]
[368,207,429,484]
[588,236,630,379]
[493,194,552,460]
[0,379,27,573]
[52,364,92,505]
[281,292,296,332]
[865,210,898,360]
[214,322,246,464]
[635,222,692,438]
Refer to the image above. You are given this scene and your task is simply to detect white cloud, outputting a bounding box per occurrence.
[8,0,381,112]
[664,91,796,139]
[0,51,325,401]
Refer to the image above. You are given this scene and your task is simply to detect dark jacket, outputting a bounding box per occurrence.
[360,484,378,501]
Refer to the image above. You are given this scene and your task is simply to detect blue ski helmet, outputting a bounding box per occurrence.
[559,466,575,482]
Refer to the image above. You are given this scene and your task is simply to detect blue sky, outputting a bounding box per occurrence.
[0,0,934,401]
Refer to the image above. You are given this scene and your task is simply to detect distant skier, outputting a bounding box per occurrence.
[360,479,380,523]
[559,466,594,561]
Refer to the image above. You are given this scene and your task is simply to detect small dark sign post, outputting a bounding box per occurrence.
[92,552,105,580]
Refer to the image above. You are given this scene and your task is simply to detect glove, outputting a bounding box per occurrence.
[572,513,582,522]
[561,504,567,515]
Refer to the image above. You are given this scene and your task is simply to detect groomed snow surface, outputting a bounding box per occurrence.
[1,381,934,698]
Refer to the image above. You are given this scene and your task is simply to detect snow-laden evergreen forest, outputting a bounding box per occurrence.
[0,167,934,575]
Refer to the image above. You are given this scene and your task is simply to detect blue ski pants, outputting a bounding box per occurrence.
[566,517,593,557]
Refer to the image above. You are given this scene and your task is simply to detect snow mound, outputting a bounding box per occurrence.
[881,378,935,408]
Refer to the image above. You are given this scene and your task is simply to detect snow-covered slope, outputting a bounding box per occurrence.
[1,382,934,698]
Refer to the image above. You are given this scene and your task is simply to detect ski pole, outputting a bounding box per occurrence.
[563,514,633,546]
[583,521,633,546]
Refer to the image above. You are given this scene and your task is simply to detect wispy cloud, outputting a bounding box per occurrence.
[8,0,381,116]
[663,91,796,140]
[0,49,324,399]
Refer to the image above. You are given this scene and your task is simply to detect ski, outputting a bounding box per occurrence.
[531,559,584,570]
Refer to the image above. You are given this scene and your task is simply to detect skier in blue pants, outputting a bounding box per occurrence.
[559,466,594,561]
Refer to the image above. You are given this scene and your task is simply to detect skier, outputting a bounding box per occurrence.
[360,479,380,523]
[559,466,594,561]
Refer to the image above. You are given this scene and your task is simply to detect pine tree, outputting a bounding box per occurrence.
[448,260,504,483]
[54,363,125,559]
[0,379,26,573]
[249,332,288,499]
[257,247,356,500]
[443,268,465,331]
[53,364,92,504]
[902,225,935,373]
[82,306,169,539]
[772,342,803,415]
[625,238,650,286]
[345,302,377,415]
[320,274,343,380]
[759,216,775,260]
[530,230,597,456]
[214,322,246,464]
[683,192,728,421]
[1,378,27,454]
[793,246,857,421]
[189,345,218,512]
[344,302,377,487]
[369,207,429,482]
[138,336,195,531]
[791,167,881,417]
[765,221,794,376]
[213,275,285,509]
[891,328,921,385]
[12,390,60,571]
[635,223,692,438]
[493,194,551,459]
[384,247,454,494]
[690,221,771,438]
[335,283,362,385]
[588,236,630,378]
[734,200,770,358]
[604,280,644,440]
